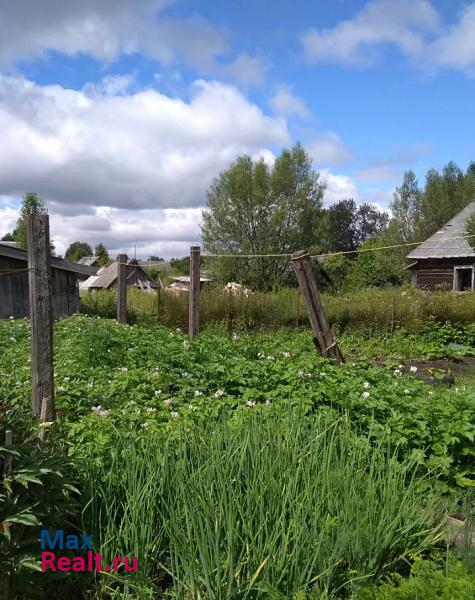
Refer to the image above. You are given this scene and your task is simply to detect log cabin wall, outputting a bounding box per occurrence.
[0,256,79,319]
[411,258,475,291]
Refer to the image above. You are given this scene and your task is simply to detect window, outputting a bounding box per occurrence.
[453,266,474,291]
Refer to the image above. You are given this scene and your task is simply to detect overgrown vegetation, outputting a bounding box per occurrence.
[1,315,475,597]
[81,285,475,333]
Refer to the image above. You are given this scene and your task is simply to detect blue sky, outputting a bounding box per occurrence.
[0,0,474,257]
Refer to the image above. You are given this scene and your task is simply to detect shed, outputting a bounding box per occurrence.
[167,274,212,294]
[406,202,475,291]
[86,258,159,292]
[0,243,97,319]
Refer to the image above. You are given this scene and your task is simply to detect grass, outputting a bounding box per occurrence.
[80,286,475,332]
[84,415,446,599]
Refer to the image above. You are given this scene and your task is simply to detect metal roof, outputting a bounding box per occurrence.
[77,256,99,266]
[406,202,475,260]
[0,244,98,277]
[89,259,157,289]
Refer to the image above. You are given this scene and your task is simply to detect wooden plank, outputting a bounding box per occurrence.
[291,250,344,364]
[117,253,128,324]
[27,212,55,421]
[188,246,200,337]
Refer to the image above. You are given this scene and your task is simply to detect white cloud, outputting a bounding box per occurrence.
[319,170,359,205]
[357,166,401,182]
[0,75,289,211]
[306,133,352,165]
[0,1,228,72]
[269,86,310,118]
[301,0,475,75]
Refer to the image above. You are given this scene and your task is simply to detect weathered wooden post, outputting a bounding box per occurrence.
[291,250,344,364]
[117,253,128,324]
[27,211,55,420]
[189,245,200,337]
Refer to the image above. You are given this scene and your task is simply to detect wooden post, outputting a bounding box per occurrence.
[117,253,128,324]
[189,246,200,337]
[291,250,344,364]
[27,212,55,420]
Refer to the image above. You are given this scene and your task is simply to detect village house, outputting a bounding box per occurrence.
[0,242,97,319]
[81,257,159,292]
[406,202,475,291]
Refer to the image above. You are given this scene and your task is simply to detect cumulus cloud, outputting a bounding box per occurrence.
[0,75,289,211]
[301,0,475,75]
[0,1,229,71]
[306,133,352,165]
[269,86,310,118]
[319,170,360,206]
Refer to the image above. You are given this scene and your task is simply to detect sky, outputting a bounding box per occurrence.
[0,0,474,258]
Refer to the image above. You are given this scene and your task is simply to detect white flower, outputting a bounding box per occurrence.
[409,366,417,373]
[232,334,239,340]
[9,316,14,320]
[98,409,109,418]
[155,390,162,396]
[9,336,15,341]
[164,398,174,406]
[265,399,271,405]
[87,382,93,389]
[145,407,156,413]
[298,370,312,379]
[429,391,434,395]
[120,367,128,372]
[404,389,410,394]
[283,352,291,359]
[142,422,149,428]
[363,381,370,389]
[215,389,225,397]
[182,340,189,348]
[361,391,370,399]
[15,381,22,386]
[176,328,182,332]
[181,371,189,378]
[394,369,402,376]
[246,400,256,407]
[134,409,141,414]
[92,405,102,413]
[57,385,66,394]
[257,352,264,359]
[170,411,179,419]
[266,355,275,360]
[398,364,403,369]
[194,390,203,397]
[64,377,70,382]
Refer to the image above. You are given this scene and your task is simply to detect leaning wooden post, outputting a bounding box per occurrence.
[291,250,344,364]
[189,246,200,337]
[27,211,55,420]
[117,253,128,324]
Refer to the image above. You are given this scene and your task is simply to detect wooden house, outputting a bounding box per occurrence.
[167,274,212,294]
[83,258,159,292]
[0,243,97,319]
[406,202,475,291]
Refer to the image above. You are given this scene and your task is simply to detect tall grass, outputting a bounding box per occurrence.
[80,286,475,332]
[84,415,445,599]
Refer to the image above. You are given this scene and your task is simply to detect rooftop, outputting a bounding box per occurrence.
[406,202,475,260]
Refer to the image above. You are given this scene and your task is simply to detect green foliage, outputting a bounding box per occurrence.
[0,408,79,597]
[343,239,407,289]
[359,558,475,599]
[94,242,111,266]
[202,143,325,290]
[64,241,93,262]
[10,192,54,253]
[84,416,444,599]
[326,200,388,253]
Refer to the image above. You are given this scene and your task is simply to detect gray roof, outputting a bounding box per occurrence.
[0,244,98,277]
[77,256,99,266]
[407,202,475,260]
[89,259,156,289]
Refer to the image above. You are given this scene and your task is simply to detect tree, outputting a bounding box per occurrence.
[94,243,110,266]
[1,232,15,241]
[355,202,389,246]
[65,241,93,262]
[10,193,55,254]
[390,171,422,242]
[326,200,358,252]
[202,143,326,289]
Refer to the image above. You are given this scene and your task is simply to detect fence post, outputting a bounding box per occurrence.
[27,212,55,420]
[189,246,200,337]
[291,250,344,364]
[117,253,128,324]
